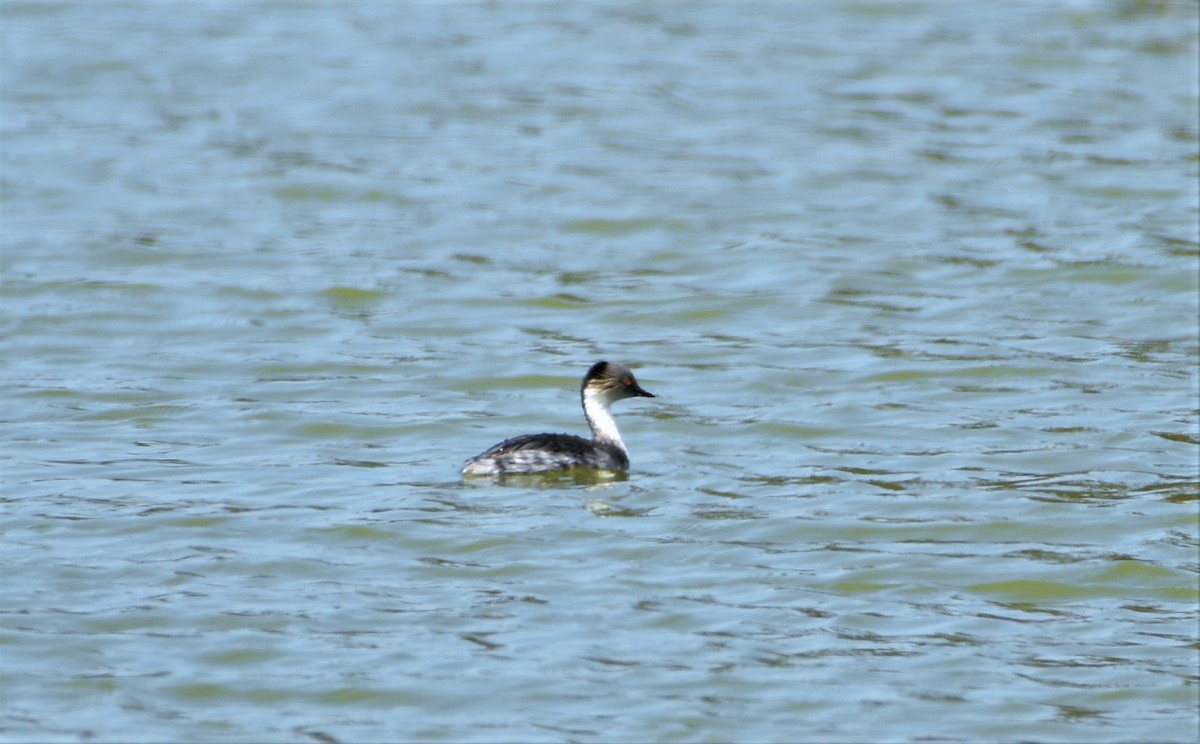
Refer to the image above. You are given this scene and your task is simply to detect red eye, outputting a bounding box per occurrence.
[624,377,633,386]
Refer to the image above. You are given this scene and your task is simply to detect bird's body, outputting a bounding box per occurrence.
[461,361,654,476]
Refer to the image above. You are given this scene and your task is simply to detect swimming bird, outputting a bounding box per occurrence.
[461,360,655,475]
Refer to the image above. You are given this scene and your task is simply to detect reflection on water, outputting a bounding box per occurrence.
[2,1,1197,742]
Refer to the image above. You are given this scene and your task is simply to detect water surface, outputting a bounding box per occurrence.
[2,2,1197,742]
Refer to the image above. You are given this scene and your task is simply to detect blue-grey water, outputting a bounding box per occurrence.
[2,2,1198,742]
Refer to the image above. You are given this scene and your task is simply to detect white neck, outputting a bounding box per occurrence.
[582,389,625,452]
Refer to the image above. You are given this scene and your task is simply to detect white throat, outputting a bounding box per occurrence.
[582,389,625,451]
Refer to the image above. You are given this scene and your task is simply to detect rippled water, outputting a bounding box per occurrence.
[2,2,1198,742]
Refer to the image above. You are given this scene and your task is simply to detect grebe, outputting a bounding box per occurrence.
[461,361,655,476]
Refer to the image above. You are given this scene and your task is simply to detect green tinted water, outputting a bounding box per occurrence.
[2,2,1197,742]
